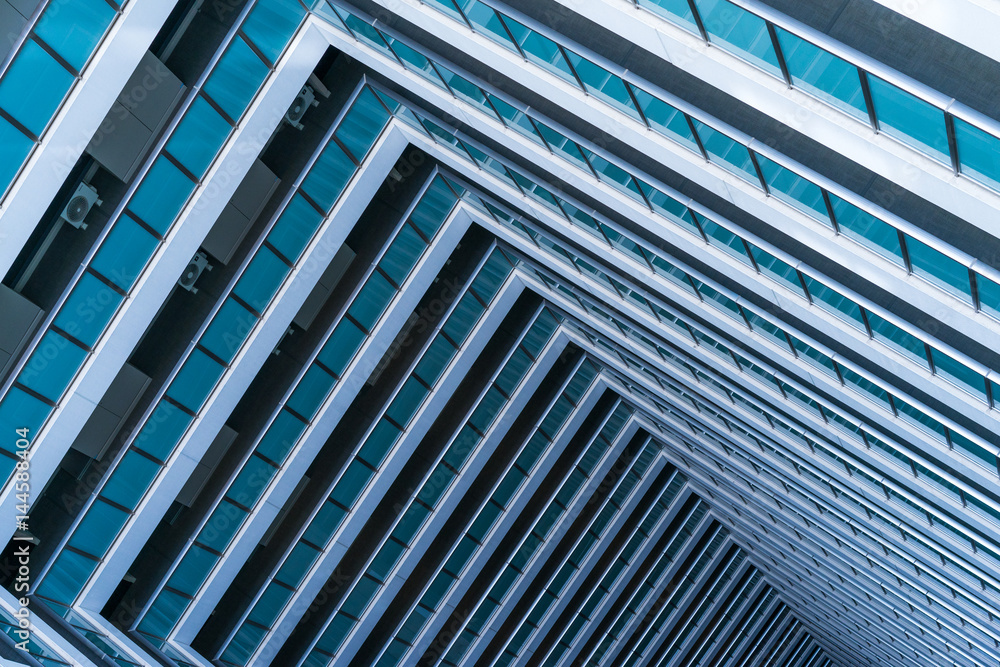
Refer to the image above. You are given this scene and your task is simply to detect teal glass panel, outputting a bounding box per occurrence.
[755,153,829,222]
[418,462,456,507]
[369,539,407,583]
[462,1,516,50]
[747,243,804,296]
[54,272,123,348]
[422,0,462,20]
[275,542,321,588]
[469,386,506,434]
[101,451,159,509]
[486,96,544,147]
[0,116,32,191]
[378,224,425,286]
[199,500,248,551]
[501,15,576,83]
[471,251,512,302]
[393,503,430,545]
[414,335,457,387]
[302,503,346,547]
[91,214,160,290]
[494,348,532,397]
[694,0,781,75]
[201,298,257,364]
[931,348,986,401]
[128,156,195,235]
[358,419,402,468]
[166,546,218,597]
[242,0,306,64]
[563,50,641,120]
[286,364,336,421]
[302,142,355,212]
[388,39,447,89]
[314,614,354,655]
[342,576,381,619]
[257,410,306,463]
[868,75,949,161]
[894,398,946,442]
[442,294,485,344]
[68,499,129,556]
[165,348,226,413]
[335,88,390,162]
[135,401,192,461]
[317,320,366,377]
[347,271,397,331]
[434,63,493,116]
[330,460,374,508]
[954,117,1000,190]
[204,36,269,121]
[0,39,74,137]
[637,0,698,32]
[166,96,231,178]
[828,194,903,265]
[247,584,293,628]
[698,216,752,265]
[18,330,87,402]
[35,0,115,72]
[533,119,591,169]
[0,388,51,452]
[469,501,503,544]
[36,550,95,604]
[692,121,758,182]
[866,311,928,367]
[950,431,996,469]
[630,86,698,151]
[409,178,457,239]
[226,455,277,507]
[233,247,290,312]
[904,235,972,304]
[977,273,1000,322]
[137,589,187,640]
[774,28,866,119]
[800,275,865,330]
[385,377,428,428]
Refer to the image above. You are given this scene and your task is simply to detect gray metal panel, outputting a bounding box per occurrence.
[0,2,28,65]
[0,284,44,383]
[175,424,238,507]
[70,363,150,459]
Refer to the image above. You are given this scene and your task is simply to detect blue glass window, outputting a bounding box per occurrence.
[68,499,129,556]
[801,276,865,330]
[166,546,218,597]
[128,156,195,235]
[409,179,456,239]
[388,39,447,89]
[36,550,95,604]
[101,451,159,509]
[256,409,305,464]
[302,503,346,548]
[931,348,985,401]
[35,0,115,72]
[242,0,306,64]
[347,272,397,331]
[755,154,829,223]
[233,247,290,312]
[378,224,426,286]
[694,0,781,76]
[977,274,1000,322]
[904,235,972,304]
[442,294,485,344]
[954,117,1000,190]
[302,142,356,212]
[286,365,336,421]
[0,388,51,452]
[226,454,276,507]
[866,311,928,368]
[330,460,373,508]
[135,401,192,461]
[335,88,390,163]
[199,501,248,551]
[204,37,269,121]
[165,348,226,413]
[774,28,866,119]
[868,75,949,161]
[435,63,493,117]
[501,16,576,83]
[358,419,402,468]
[462,1,515,50]
[0,117,33,191]
[698,216,752,265]
[0,39,75,137]
[275,543,319,588]
[138,590,187,640]
[637,0,699,32]
[91,214,160,291]
[201,298,257,364]
[393,503,430,546]
[692,121,758,182]
[54,272,124,347]
[166,96,231,178]
[413,336,457,389]
[828,194,903,265]
[247,584,293,629]
[18,330,87,402]
[317,320,366,377]
[385,377,429,428]
[747,243,805,296]
[563,51,641,121]
[630,86,698,151]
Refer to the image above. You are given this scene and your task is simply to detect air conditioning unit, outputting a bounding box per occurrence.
[178,251,212,294]
[61,183,102,229]
[285,85,319,130]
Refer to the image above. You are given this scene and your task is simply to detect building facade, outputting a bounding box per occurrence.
[0,0,999,665]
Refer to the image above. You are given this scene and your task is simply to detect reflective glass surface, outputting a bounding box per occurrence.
[0,39,75,137]
[90,214,160,290]
[203,37,270,121]
[868,75,949,161]
[774,27,866,119]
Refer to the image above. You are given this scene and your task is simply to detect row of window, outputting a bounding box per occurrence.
[372,359,602,667]
[137,173,462,645]
[325,2,1000,415]
[0,0,309,487]
[491,440,668,665]
[217,245,517,666]
[418,401,634,667]
[0,0,121,198]
[298,307,563,666]
[33,82,391,621]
